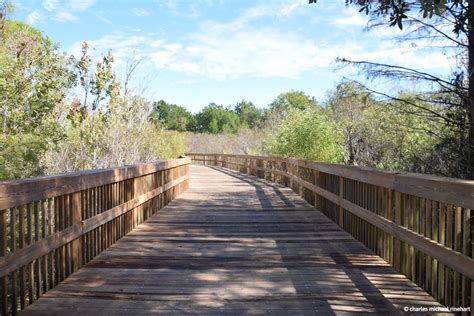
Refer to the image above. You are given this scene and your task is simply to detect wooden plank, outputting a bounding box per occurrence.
[246,164,474,281]
[23,164,444,315]
[0,176,188,278]
[0,224,83,278]
[188,153,474,209]
[10,208,17,314]
[0,158,191,210]
[71,192,82,272]
[19,206,26,309]
[0,206,7,315]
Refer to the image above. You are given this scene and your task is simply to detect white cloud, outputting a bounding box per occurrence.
[279,0,307,16]
[69,0,96,12]
[95,13,112,24]
[68,34,152,66]
[54,11,78,22]
[333,8,368,27]
[26,11,41,25]
[66,1,454,82]
[241,0,307,22]
[133,8,152,17]
[151,27,326,80]
[42,0,58,11]
[39,0,96,24]
[150,44,181,68]
[161,0,200,18]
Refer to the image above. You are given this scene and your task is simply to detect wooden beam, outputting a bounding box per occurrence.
[0,175,188,278]
[0,158,191,210]
[187,153,474,209]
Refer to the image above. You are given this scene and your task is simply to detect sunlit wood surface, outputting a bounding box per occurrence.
[22,165,446,315]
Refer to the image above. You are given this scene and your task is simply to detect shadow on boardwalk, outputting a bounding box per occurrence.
[22,165,446,315]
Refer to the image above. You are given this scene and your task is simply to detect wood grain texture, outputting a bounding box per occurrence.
[189,153,473,311]
[1,160,189,315]
[188,153,474,209]
[22,165,446,315]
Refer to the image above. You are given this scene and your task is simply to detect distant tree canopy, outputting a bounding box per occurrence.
[195,103,241,134]
[151,92,322,135]
[151,91,321,135]
[234,100,263,128]
[150,99,266,134]
[268,90,317,117]
[151,100,196,132]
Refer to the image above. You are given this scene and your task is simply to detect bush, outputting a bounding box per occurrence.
[265,108,346,163]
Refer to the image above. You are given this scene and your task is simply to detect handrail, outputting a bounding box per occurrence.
[188,153,473,310]
[0,158,190,315]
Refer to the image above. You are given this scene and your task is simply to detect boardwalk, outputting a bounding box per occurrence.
[22,165,444,315]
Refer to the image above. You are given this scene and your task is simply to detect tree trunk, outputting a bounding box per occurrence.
[468,3,474,180]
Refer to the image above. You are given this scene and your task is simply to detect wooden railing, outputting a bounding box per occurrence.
[0,158,190,315]
[188,153,474,311]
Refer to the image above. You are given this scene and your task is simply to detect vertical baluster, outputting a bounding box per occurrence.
[425,199,432,295]
[393,192,402,273]
[42,200,48,294]
[445,204,453,306]
[34,202,41,300]
[19,206,25,309]
[438,202,446,303]
[10,208,17,315]
[0,208,8,315]
[461,208,470,308]
[71,191,83,273]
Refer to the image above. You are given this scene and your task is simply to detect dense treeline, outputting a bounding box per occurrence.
[151,99,265,133]
[187,83,459,177]
[0,17,468,180]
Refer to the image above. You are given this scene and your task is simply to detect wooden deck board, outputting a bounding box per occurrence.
[22,165,446,315]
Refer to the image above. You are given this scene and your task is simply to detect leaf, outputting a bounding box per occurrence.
[397,17,403,29]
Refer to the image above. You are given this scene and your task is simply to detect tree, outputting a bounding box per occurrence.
[195,103,241,134]
[0,20,74,179]
[327,81,453,174]
[150,100,196,132]
[0,1,14,37]
[234,100,263,128]
[266,107,346,163]
[268,90,317,117]
[72,42,120,169]
[311,0,473,178]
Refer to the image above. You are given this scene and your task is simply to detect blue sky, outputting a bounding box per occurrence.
[11,0,456,112]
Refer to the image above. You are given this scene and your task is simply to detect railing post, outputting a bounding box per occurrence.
[393,191,402,272]
[338,177,344,227]
[314,169,320,210]
[1,209,7,315]
[71,191,83,272]
[387,189,393,264]
[133,178,138,228]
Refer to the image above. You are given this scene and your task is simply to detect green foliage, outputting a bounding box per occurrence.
[0,17,466,180]
[0,20,74,179]
[44,96,187,173]
[266,108,346,163]
[328,82,457,175]
[1,0,14,13]
[268,90,317,117]
[234,100,264,128]
[151,100,196,132]
[195,103,241,134]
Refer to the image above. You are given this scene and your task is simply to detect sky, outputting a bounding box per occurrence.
[10,0,457,112]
